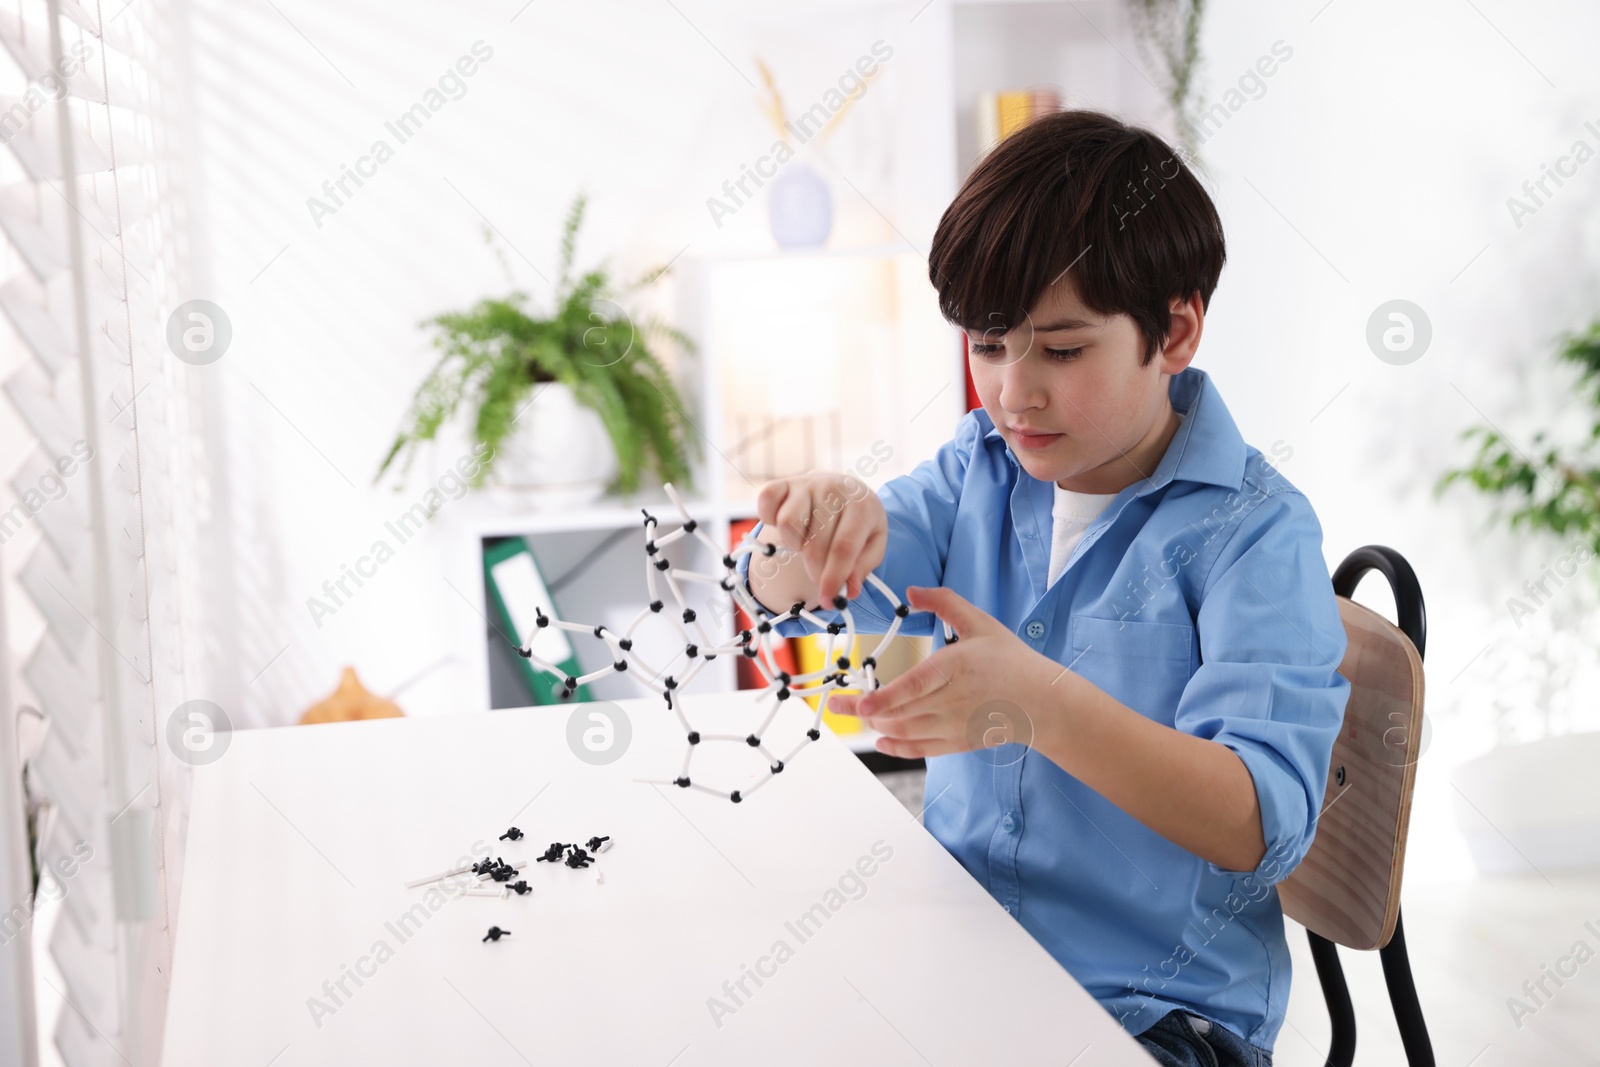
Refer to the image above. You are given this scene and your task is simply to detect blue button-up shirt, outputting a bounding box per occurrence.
[737,366,1350,1053]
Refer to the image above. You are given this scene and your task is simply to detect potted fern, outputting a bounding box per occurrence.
[376,194,697,504]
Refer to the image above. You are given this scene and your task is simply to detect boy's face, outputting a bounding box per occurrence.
[965,276,1202,495]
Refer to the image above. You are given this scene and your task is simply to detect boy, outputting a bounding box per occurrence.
[736,110,1348,1067]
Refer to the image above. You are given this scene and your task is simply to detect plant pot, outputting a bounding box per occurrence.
[1450,731,1600,875]
[490,381,618,508]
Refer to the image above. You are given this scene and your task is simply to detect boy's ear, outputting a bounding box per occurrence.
[1162,346,1198,375]
[1159,293,1204,371]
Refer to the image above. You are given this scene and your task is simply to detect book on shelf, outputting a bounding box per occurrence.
[793,633,866,738]
[975,87,1063,158]
[484,537,593,706]
[728,518,801,691]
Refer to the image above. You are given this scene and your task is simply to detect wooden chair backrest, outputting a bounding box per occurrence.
[1278,596,1426,951]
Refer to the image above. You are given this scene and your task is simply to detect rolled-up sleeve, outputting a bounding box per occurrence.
[1173,488,1350,887]
[735,412,983,638]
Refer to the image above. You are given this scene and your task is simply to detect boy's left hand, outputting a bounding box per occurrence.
[827,585,1057,759]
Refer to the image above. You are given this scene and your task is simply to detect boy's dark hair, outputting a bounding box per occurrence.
[928,110,1226,366]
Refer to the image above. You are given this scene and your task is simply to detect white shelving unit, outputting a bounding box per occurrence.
[437,488,737,716]
[439,490,902,754]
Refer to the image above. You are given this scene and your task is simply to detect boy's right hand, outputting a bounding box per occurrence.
[753,472,887,610]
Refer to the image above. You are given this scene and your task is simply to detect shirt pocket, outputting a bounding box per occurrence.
[1066,615,1194,723]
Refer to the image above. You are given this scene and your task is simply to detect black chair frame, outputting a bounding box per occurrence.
[1309,545,1435,1067]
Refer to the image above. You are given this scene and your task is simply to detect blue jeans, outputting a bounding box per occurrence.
[1135,1009,1274,1067]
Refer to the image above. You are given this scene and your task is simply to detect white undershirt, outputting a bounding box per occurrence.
[1046,484,1120,587]
[1045,410,1186,586]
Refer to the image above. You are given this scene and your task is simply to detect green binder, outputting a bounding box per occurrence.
[483,537,592,705]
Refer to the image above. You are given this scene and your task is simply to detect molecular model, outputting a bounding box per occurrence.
[516,484,953,803]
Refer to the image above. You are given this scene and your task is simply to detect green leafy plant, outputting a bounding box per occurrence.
[376,194,698,495]
[1127,0,1208,157]
[1436,318,1600,574]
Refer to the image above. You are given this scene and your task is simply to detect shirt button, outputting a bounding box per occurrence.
[1025,620,1046,640]
[1003,903,1012,914]
[1001,813,1017,833]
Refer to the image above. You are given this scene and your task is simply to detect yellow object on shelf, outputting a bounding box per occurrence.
[976,87,1065,161]
[794,634,863,734]
[793,631,933,736]
[996,90,1034,139]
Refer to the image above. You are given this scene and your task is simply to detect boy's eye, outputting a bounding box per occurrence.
[968,343,1084,361]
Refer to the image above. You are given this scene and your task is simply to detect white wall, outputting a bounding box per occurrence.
[1192,0,1600,881]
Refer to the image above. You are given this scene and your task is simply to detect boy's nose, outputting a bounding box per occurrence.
[999,353,1049,412]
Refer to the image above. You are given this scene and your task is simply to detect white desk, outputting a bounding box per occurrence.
[163,692,1154,1065]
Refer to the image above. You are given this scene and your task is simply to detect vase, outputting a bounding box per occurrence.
[767,164,833,248]
[491,381,618,508]
[1451,731,1600,875]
